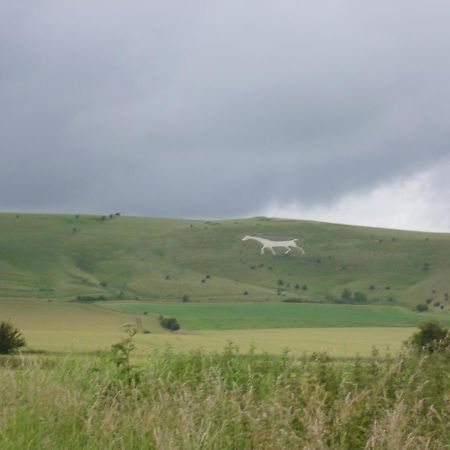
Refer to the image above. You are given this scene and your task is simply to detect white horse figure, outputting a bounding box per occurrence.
[242,235,305,255]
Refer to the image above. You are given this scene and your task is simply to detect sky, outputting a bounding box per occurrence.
[1,1,450,231]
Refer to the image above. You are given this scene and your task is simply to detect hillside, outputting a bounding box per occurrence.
[0,213,449,311]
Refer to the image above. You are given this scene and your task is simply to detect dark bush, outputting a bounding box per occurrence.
[282,298,305,303]
[182,295,190,303]
[416,303,429,312]
[0,321,25,354]
[353,291,368,303]
[341,289,352,302]
[159,316,180,331]
[302,285,308,291]
[277,279,284,286]
[75,295,106,303]
[410,321,449,351]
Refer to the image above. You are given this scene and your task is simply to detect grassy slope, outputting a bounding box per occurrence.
[1,213,450,310]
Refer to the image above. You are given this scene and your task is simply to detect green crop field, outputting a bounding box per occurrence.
[0,299,415,356]
[0,300,414,356]
[101,301,450,330]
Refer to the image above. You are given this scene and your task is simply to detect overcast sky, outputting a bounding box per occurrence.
[1,1,450,231]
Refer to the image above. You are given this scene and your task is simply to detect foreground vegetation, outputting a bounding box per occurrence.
[1,341,450,449]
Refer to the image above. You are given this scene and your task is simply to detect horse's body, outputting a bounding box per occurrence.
[242,235,305,255]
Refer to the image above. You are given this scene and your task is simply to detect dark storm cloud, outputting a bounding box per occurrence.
[1,0,450,218]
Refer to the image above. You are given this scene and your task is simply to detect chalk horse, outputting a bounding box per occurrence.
[242,235,305,255]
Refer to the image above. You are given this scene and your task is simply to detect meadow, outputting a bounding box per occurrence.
[102,301,450,330]
[1,343,450,449]
[0,300,415,356]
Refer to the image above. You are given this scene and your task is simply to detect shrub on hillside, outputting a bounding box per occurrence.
[353,291,368,303]
[341,288,352,302]
[416,303,429,312]
[282,298,306,303]
[337,289,368,304]
[0,321,25,354]
[74,295,106,303]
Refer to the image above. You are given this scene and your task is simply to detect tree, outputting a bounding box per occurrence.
[159,316,180,331]
[0,321,25,354]
[416,303,429,312]
[341,288,352,303]
[353,291,367,303]
[410,321,449,351]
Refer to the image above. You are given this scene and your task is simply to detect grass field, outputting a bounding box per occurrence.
[1,213,450,309]
[0,299,420,356]
[101,301,450,330]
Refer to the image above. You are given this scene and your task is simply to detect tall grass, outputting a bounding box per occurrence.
[1,345,450,449]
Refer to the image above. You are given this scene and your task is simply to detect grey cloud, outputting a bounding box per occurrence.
[1,1,450,219]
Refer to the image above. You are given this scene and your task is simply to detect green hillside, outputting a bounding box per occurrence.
[0,213,449,312]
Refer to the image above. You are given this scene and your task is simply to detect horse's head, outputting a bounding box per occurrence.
[242,235,251,241]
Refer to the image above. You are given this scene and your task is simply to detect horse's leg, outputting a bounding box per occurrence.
[285,247,291,254]
[261,246,266,255]
[270,247,276,255]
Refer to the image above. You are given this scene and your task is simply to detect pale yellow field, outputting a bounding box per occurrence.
[138,327,415,357]
[22,328,415,357]
[0,300,415,356]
